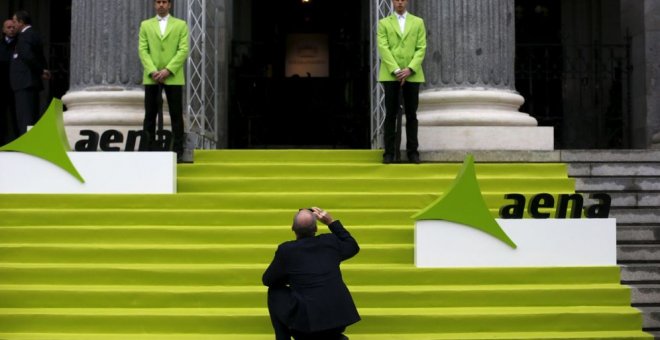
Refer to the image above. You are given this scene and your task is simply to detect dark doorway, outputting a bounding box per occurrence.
[515,0,631,149]
[514,0,563,147]
[1,0,71,103]
[229,0,371,148]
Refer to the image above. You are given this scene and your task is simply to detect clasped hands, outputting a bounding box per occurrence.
[151,69,171,83]
[395,67,412,85]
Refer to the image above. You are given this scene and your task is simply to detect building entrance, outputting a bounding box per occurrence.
[514,0,631,149]
[229,0,371,148]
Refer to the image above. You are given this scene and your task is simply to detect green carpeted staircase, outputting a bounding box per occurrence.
[0,150,651,339]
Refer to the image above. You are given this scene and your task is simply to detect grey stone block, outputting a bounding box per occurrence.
[586,192,660,208]
[618,225,660,242]
[638,306,660,329]
[611,208,660,224]
[561,150,660,162]
[585,192,638,207]
[641,193,660,207]
[621,264,660,283]
[619,245,660,262]
[569,163,660,177]
[631,285,660,305]
[610,208,660,224]
[621,264,660,285]
[575,178,660,191]
[590,163,660,177]
[421,150,560,163]
[567,164,591,176]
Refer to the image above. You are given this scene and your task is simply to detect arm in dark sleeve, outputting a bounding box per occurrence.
[262,246,287,287]
[17,34,46,73]
[328,220,360,261]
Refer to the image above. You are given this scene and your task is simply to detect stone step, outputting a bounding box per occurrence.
[609,209,660,224]
[618,245,660,263]
[636,306,660,330]
[621,265,660,284]
[618,225,660,243]
[568,163,660,177]
[631,285,660,306]
[611,193,660,208]
[577,193,660,208]
[561,150,660,163]
[574,178,660,192]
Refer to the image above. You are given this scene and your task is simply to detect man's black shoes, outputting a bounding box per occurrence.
[383,153,421,164]
[408,153,421,164]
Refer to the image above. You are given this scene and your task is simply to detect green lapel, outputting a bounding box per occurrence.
[162,16,175,40]
[148,17,162,39]
[389,15,402,38]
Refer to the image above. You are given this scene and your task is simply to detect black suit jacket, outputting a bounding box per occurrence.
[262,220,361,333]
[10,27,47,91]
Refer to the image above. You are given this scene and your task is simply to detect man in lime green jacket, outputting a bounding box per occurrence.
[378,0,426,164]
[138,0,189,162]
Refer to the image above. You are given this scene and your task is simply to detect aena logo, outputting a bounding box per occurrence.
[412,155,611,249]
[0,99,85,183]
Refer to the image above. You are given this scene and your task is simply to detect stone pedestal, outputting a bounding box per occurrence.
[62,1,168,150]
[652,132,660,149]
[412,0,553,151]
[63,90,170,149]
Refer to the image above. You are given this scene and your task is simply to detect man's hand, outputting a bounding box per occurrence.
[42,69,51,81]
[311,207,334,225]
[151,69,172,83]
[396,67,412,85]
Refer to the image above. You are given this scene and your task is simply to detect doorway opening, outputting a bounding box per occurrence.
[229,0,371,148]
[515,0,631,149]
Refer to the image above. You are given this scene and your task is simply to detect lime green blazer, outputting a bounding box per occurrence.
[138,16,189,85]
[377,13,427,83]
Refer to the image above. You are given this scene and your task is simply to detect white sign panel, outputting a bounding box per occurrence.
[0,152,176,194]
[415,219,617,267]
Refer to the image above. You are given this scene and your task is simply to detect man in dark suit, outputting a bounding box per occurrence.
[0,19,17,145]
[10,10,50,136]
[263,207,361,340]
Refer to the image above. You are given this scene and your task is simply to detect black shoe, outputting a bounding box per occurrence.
[408,153,421,164]
[383,154,394,164]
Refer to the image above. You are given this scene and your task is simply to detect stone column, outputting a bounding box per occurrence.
[62,0,169,149]
[622,0,660,149]
[410,0,553,150]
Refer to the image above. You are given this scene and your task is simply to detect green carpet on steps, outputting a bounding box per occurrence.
[0,149,650,339]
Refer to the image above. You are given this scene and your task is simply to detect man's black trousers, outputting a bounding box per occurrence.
[143,84,184,154]
[382,81,420,157]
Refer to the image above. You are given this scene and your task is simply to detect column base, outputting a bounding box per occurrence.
[414,126,554,151]
[652,132,660,149]
[418,89,538,126]
[62,90,170,151]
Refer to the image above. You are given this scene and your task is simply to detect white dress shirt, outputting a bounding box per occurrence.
[157,15,169,36]
[397,12,407,34]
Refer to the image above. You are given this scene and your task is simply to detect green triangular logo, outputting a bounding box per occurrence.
[412,154,517,249]
[0,99,85,183]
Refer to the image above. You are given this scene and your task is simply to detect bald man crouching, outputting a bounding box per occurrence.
[262,207,361,340]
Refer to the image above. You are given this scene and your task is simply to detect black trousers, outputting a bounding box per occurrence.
[143,84,184,154]
[267,286,347,340]
[382,81,420,157]
[14,88,40,136]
